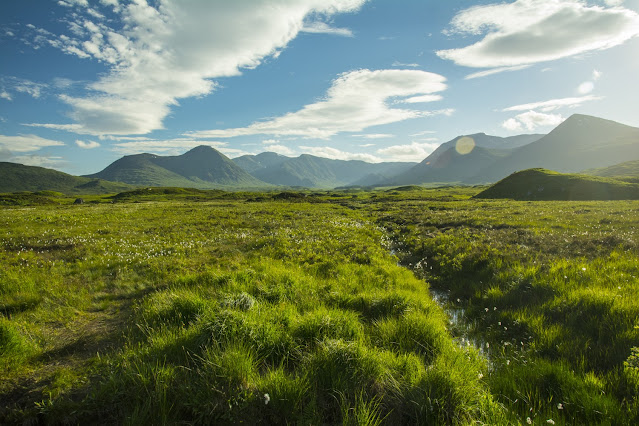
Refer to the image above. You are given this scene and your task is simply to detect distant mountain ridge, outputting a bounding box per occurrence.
[386,133,544,185]
[87,145,269,189]
[234,153,416,188]
[469,114,639,183]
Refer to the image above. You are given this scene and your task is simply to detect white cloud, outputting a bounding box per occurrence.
[30,0,367,136]
[392,61,420,68]
[438,0,639,68]
[400,94,443,104]
[465,65,530,79]
[266,144,295,156]
[577,69,604,94]
[410,130,437,137]
[577,81,595,94]
[189,69,449,139]
[300,146,381,162]
[502,111,564,131]
[0,134,65,152]
[9,154,66,168]
[376,141,440,162]
[75,139,100,149]
[0,76,47,100]
[359,143,375,147]
[352,133,394,139]
[301,21,353,37]
[503,95,603,112]
[262,139,281,145]
[502,118,523,131]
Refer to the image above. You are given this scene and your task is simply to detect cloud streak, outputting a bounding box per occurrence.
[0,134,65,152]
[503,95,603,112]
[188,69,451,139]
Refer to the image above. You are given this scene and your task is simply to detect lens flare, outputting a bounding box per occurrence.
[455,136,475,155]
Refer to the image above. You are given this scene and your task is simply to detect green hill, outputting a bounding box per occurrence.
[582,159,639,183]
[474,168,639,200]
[0,162,134,194]
[87,146,272,189]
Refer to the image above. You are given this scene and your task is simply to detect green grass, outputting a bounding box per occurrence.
[0,194,501,424]
[380,193,639,424]
[1,186,637,424]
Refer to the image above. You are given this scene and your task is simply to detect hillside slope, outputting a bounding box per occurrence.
[582,159,639,183]
[0,162,134,194]
[474,168,639,200]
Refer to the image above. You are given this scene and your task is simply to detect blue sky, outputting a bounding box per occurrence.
[1,0,638,175]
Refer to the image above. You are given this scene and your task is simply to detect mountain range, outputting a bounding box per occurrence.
[1,114,638,193]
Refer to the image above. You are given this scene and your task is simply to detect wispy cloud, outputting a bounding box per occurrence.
[188,69,450,139]
[301,21,354,37]
[502,111,564,131]
[503,95,603,112]
[465,65,530,80]
[438,0,639,69]
[392,61,420,68]
[299,146,381,163]
[376,141,440,162]
[75,139,100,149]
[0,76,48,100]
[352,134,394,139]
[0,134,65,152]
[26,0,367,136]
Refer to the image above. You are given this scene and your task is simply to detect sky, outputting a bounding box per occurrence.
[1,0,638,175]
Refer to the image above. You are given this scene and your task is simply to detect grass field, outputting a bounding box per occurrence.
[1,188,637,424]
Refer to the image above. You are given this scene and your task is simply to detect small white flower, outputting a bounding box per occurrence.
[506,359,510,365]
[264,393,270,405]
[547,420,555,425]
[498,321,502,325]
[485,307,489,312]
[478,373,484,379]
[526,417,532,424]
[582,267,586,271]
[557,403,563,410]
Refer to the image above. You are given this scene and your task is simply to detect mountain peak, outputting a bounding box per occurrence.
[183,145,223,156]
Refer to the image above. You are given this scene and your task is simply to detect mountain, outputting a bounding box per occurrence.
[471,115,639,183]
[0,162,134,194]
[474,168,639,201]
[582,160,639,183]
[247,154,416,188]
[87,145,270,189]
[233,152,290,173]
[387,133,543,185]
